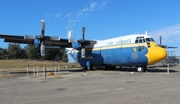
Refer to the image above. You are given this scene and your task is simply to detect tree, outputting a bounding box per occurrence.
[0,48,7,59]
[59,49,68,62]
[1,43,68,60]
[43,49,68,62]
[24,44,68,61]
[7,43,26,59]
[24,44,41,59]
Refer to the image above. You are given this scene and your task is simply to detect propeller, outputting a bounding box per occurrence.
[160,36,162,46]
[81,26,86,58]
[159,36,177,48]
[40,20,45,56]
[24,20,60,56]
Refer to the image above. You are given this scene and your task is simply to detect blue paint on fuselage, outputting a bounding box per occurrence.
[101,46,148,66]
[69,46,148,67]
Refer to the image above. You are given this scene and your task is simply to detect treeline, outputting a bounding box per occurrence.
[0,43,67,62]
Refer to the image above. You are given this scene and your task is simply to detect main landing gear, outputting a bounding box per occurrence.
[105,66,116,70]
[136,66,147,72]
[82,66,94,71]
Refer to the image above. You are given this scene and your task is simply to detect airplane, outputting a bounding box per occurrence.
[0,20,175,72]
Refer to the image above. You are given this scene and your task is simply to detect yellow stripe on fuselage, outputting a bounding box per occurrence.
[92,43,147,51]
[87,42,167,66]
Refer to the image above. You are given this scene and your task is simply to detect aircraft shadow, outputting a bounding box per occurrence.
[92,66,179,73]
[8,66,179,74]
[9,68,84,74]
[146,68,179,73]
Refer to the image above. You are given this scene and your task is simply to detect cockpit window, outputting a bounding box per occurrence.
[135,36,145,43]
[135,37,155,43]
[146,38,155,42]
[146,38,150,42]
[149,38,155,42]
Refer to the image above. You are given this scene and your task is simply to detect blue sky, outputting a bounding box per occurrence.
[0,0,180,56]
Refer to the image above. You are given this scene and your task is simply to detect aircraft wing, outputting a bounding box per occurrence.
[0,20,97,57]
[0,34,72,47]
[0,34,33,44]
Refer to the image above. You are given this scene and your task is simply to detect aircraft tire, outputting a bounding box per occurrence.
[105,66,116,70]
[87,65,93,70]
[143,66,147,72]
[82,67,88,71]
[137,66,144,72]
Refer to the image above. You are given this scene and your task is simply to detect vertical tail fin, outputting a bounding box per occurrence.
[67,19,76,42]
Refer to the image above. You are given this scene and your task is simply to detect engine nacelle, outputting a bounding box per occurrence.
[72,42,81,49]
[34,39,40,48]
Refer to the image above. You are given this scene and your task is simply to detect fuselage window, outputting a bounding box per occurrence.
[135,40,138,43]
[135,37,145,43]
[139,39,142,43]
[143,39,146,43]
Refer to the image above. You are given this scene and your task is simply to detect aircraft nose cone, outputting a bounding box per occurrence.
[148,47,167,65]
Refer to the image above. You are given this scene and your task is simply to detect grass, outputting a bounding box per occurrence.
[0,59,81,71]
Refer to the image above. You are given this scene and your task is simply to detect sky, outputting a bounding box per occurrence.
[0,0,180,56]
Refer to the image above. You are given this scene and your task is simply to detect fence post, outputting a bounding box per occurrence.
[33,67,36,77]
[167,64,169,74]
[58,64,60,74]
[55,66,57,75]
[36,67,39,76]
[26,66,29,77]
[45,67,47,79]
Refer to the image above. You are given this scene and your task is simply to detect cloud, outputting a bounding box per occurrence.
[76,1,107,19]
[55,1,108,25]
[99,1,108,9]
[149,24,180,44]
[76,2,97,18]
[64,13,72,18]
[55,13,61,17]
[90,2,97,11]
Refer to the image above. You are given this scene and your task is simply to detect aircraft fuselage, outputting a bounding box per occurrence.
[68,35,167,71]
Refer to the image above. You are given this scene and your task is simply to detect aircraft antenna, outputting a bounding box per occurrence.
[145,31,148,35]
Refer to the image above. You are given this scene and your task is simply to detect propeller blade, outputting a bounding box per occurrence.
[158,36,177,48]
[82,26,85,40]
[45,46,61,49]
[81,48,85,58]
[166,46,178,48]
[24,35,36,39]
[164,46,178,48]
[41,20,45,37]
[49,36,60,40]
[40,41,45,56]
[160,36,162,45]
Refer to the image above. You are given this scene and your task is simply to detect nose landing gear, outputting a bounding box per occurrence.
[136,66,147,72]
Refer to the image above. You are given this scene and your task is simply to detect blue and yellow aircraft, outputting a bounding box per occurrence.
[0,20,175,72]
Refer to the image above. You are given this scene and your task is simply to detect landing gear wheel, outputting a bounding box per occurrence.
[137,67,144,72]
[105,66,116,70]
[82,67,87,71]
[87,65,93,70]
[143,66,147,72]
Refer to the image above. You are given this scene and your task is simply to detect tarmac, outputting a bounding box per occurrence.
[1,66,180,104]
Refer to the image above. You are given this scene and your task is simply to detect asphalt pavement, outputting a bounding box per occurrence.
[1,66,180,104]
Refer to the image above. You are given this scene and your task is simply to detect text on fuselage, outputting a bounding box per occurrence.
[107,38,132,45]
